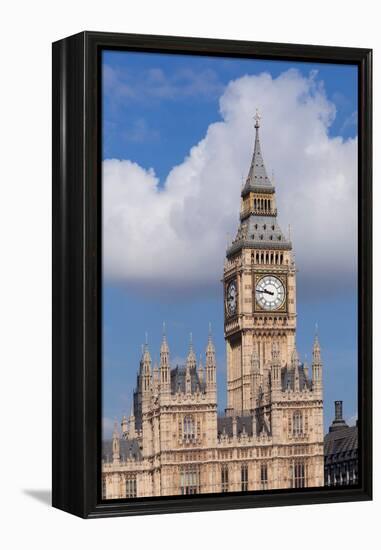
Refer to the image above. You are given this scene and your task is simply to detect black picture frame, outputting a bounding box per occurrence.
[52,31,372,519]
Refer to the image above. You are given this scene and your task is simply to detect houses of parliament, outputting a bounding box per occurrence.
[102,113,324,499]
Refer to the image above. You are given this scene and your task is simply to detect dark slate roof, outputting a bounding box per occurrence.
[281,365,312,392]
[218,415,254,437]
[102,438,142,463]
[242,126,273,195]
[170,365,205,394]
[227,216,291,257]
[324,425,358,463]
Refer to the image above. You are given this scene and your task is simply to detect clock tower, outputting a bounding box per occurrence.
[224,112,296,415]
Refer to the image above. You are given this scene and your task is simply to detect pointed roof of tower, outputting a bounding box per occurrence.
[242,110,273,196]
[227,113,291,257]
[113,419,119,438]
[206,323,215,353]
[160,322,169,353]
[313,323,322,361]
[142,342,151,363]
[186,333,197,367]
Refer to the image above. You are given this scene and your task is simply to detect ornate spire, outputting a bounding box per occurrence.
[112,419,120,464]
[313,325,321,362]
[186,332,197,369]
[121,414,128,436]
[206,323,215,354]
[197,354,204,385]
[205,326,216,391]
[251,348,260,371]
[312,326,323,391]
[141,338,152,393]
[242,110,272,195]
[113,418,119,438]
[291,344,299,369]
[153,360,159,389]
[161,322,169,353]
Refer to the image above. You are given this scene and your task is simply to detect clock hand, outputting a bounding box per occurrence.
[263,289,274,295]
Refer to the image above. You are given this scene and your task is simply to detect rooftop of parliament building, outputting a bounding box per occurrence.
[324,400,358,486]
[102,325,323,463]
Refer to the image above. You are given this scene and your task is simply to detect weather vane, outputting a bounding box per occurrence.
[254,108,261,128]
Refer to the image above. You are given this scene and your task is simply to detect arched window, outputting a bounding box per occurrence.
[125,474,137,498]
[260,463,268,489]
[241,464,248,491]
[183,415,195,440]
[292,411,303,437]
[290,460,306,488]
[180,464,200,495]
[221,464,229,492]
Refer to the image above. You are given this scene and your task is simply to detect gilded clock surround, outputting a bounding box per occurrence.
[253,272,288,313]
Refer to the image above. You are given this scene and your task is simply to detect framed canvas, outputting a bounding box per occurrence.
[52,31,372,518]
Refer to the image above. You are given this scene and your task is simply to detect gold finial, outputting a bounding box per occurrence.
[254,108,261,129]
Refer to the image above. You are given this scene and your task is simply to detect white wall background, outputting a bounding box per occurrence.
[0,1,378,548]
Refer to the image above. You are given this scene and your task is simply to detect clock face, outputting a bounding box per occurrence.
[256,275,285,311]
[226,280,237,315]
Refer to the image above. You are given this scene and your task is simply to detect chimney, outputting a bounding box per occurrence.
[335,400,343,421]
[329,400,348,432]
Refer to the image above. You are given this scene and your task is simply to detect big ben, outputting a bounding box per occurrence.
[224,111,297,415]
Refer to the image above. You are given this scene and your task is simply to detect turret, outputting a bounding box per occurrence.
[312,330,323,392]
[291,345,300,392]
[271,342,282,390]
[121,414,128,437]
[205,325,216,393]
[112,420,120,464]
[129,405,136,438]
[141,340,152,394]
[185,333,196,394]
[152,360,159,393]
[159,323,171,392]
[197,355,204,386]
[250,349,261,408]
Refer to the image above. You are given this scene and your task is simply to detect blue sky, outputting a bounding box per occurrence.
[102,50,358,436]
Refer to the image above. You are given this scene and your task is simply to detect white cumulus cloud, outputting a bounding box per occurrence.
[103,69,357,300]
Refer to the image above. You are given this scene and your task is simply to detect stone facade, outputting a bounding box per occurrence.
[102,115,325,499]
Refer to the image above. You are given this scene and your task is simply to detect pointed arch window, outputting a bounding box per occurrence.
[241,464,248,491]
[260,463,268,489]
[125,474,137,498]
[180,464,199,495]
[221,464,229,492]
[292,410,303,437]
[183,415,195,440]
[290,460,306,488]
